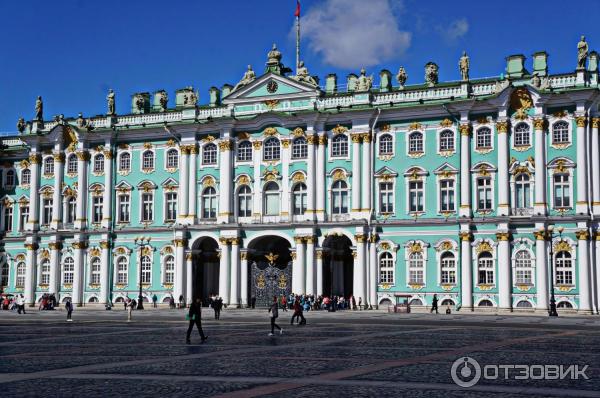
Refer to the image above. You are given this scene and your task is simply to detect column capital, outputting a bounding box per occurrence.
[280,138,290,149]
[185,252,193,261]
[496,232,511,241]
[306,135,317,145]
[495,121,508,133]
[48,242,63,250]
[229,237,240,245]
[72,241,88,250]
[594,231,600,241]
[240,252,248,260]
[533,230,546,241]
[533,118,546,131]
[305,236,315,244]
[28,153,41,164]
[53,152,65,162]
[355,233,367,243]
[459,124,471,136]
[173,238,188,247]
[291,252,297,260]
[575,229,590,241]
[180,145,191,155]
[317,135,327,146]
[350,133,362,143]
[368,233,379,243]
[102,149,113,159]
[219,237,230,245]
[351,250,358,258]
[75,150,90,161]
[575,116,587,128]
[459,231,472,242]
[252,141,262,150]
[361,133,372,143]
[592,117,600,128]
[24,243,39,251]
[218,140,232,151]
[293,236,304,244]
[99,241,111,249]
[315,249,323,259]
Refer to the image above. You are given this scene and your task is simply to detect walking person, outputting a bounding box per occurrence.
[65,298,73,322]
[251,295,256,309]
[186,298,208,344]
[281,295,287,311]
[127,299,133,321]
[17,294,26,314]
[268,295,283,336]
[152,294,158,309]
[431,294,439,314]
[290,298,306,325]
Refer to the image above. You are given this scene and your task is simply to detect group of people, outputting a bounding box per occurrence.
[1,294,27,313]
[275,293,365,312]
[38,293,58,310]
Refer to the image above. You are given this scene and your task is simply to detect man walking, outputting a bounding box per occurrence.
[152,294,158,308]
[186,298,208,344]
[17,294,26,314]
[431,294,439,314]
[65,298,73,322]
[290,298,306,325]
[268,295,283,336]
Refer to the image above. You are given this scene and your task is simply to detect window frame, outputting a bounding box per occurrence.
[67,154,78,175]
[378,134,394,156]
[330,180,349,215]
[263,137,281,161]
[330,134,349,158]
[202,143,218,165]
[237,185,252,218]
[477,252,494,285]
[201,187,217,219]
[379,252,395,284]
[236,140,253,162]
[291,136,308,160]
[407,131,424,154]
[475,127,492,150]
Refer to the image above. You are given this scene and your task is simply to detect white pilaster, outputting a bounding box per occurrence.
[281,139,291,221]
[460,231,473,310]
[316,249,323,297]
[351,133,362,216]
[533,118,547,215]
[230,238,240,307]
[496,121,510,216]
[369,235,378,308]
[101,147,113,229]
[353,235,367,307]
[218,139,233,223]
[497,232,511,311]
[24,242,37,305]
[48,241,61,296]
[74,151,89,230]
[252,142,262,220]
[459,125,471,217]
[218,238,231,304]
[72,241,86,306]
[295,237,306,295]
[27,151,41,231]
[50,151,64,229]
[178,147,190,223]
[361,133,372,216]
[186,252,193,304]
[316,134,326,222]
[99,240,110,304]
[534,230,548,311]
[174,238,186,302]
[577,230,592,313]
[188,146,198,222]
[305,236,315,295]
[591,118,600,214]
[575,115,589,214]
[240,251,248,307]
[595,233,600,314]
[306,132,317,219]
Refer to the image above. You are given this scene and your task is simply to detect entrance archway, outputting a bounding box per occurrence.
[247,236,292,308]
[191,237,219,305]
[322,235,353,298]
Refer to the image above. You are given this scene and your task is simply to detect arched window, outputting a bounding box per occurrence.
[66,195,76,224]
[141,255,152,284]
[476,177,493,211]
[514,123,530,147]
[164,255,175,284]
[15,262,26,287]
[516,300,532,308]
[263,181,280,216]
[514,250,532,285]
[379,134,393,155]
[237,185,252,217]
[237,141,253,162]
[166,149,179,169]
[515,173,531,209]
[439,130,454,152]
[142,150,155,170]
[331,135,348,157]
[476,127,492,149]
[557,301,573,309]
[408,252,424,284]
[119,153,131,172]
[552,121,569,144]
[67,154,78,174]
[21,169,31,185]
[291,137,308,159]
[40,259,50,285]
[203,143,217,165]
[263,137,281,161]
[408,132,423,153]
[440,180,455,212]
[44,157,54,175]
[292,183,307,215]
[478,299,493,307]
[0,257,8,287]
[93,154,105,173]
[201,187,217,219]
[90,258,101,285]
[441,299,455,306]
[379,252,394,284]
[477,252,494,284]
[5,169,15,188]
[141,192,154,222]
[63,257,74,285]
[3,204,13,232]
[555,251,573,285]
[117,257,128,284]
[331,180,348,214]
[440,252,456,284]
[553,173,570,208]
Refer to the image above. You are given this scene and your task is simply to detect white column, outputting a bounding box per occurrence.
[369,235,378,308]
[218,238,231,304]
[51,152,64,229]
[252,142,262,219]
[575,115,589,214]
[459,125,471,217]
[230,239,240,307]
[460,231,473,310]
[351,133,362,215]
[178,147,190,223]
[281,139,291,221]
[99,240,110,304]
[496,121,510,216]
[174,239,186,302]
[240,251,248,307]
[305,236,315,295]
[534,230,548,311]
[186,252,193,304]
[497,232,511,310]
[188,146,198,222]
[533,118,547,215]
[72,241,86,306]
[353,236,366,307]
[295,237,306,294]
[316,135,326,221]
[48,242,61,296]
[27,152,41,231]
[24,243,37,305]
[307,134,317,219]
[361,134,372,214]
[316,249,323,297]
[591,118,600,214]
[74,151,89,230]
[595,233,600,314]
[218,140,232,223]
[577,230,592,313]
[101,148,113,229]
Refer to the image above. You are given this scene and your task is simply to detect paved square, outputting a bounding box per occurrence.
[1,309,599,397]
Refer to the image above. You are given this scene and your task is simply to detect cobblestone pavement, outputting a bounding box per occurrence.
[0,309,599,397]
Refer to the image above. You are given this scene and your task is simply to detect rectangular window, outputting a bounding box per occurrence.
[118,194,130,223]
[165,193,177,222]
[141,193,153,222]
[379,182,394,213]
[66,198,76,224]
[440,180,455,212]
[42,198,53,226]
[553,174,570,208]
[408,181,424,213]
[3,206,13,232]
[477,178,492,211]
[92,196,103,224]
[19,206,29,231]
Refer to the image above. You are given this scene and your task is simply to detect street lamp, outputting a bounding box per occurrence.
[134,236,151,310]
[546,225,563,317]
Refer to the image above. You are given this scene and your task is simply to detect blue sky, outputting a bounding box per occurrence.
[0,0,598,133]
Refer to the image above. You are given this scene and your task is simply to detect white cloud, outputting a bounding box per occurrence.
[299,0,411,69]
[441,18,469,43]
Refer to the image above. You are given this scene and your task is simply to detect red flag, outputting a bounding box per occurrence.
[294,0,300,17]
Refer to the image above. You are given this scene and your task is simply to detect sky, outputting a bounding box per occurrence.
[0,0,599,134]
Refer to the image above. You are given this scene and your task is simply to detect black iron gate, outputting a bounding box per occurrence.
[250,261,292,308]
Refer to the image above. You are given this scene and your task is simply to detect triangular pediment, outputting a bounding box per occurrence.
[433,162,458,175]
[223,73,321,104]
[374,166,398,177]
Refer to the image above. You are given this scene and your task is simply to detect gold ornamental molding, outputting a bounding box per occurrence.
[48,242,63,250]
[496,232,511,241]
[280,139,290,149]
[475,241,493,254]
[202,135,216,142]
[575,116,587,128]
[24,243,38,251]
[350,133,362,143]
[495,121,508,133]
[533,118,546,130]
[28,153,41,164]
[591,118,600,129]
[252,141,262,150]
[332,169,346,181]
[575,230,590,241]
[89,247,101,257]
[408,122,422,131]
[99,241,111,250]
[237,132,251,140]
[75,151,90,161]
[318,135,327,145]
[72,241,89,250]
[218,140,232,151]
[407,242,423,254]
[263,127,278,136]
[292,127,305,137]
[291,172,305,183]
[440,118,453,128]
[306,135,316,145]
[53,153,65,162]
[459,124,471,136]
[185,252,193,261]
[331,125,348,135]
[379,124,391,132]
[533,231,546,241]
[173,238,187,247]
[355,234,366,243]
[553,240,572,253]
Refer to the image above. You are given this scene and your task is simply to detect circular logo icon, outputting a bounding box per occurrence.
[451,357,481,388]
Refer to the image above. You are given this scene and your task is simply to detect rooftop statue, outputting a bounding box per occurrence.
[158,90,168,111]
[292,61,318,87]
[531,73,541,88]
[577,35,589,70]
[35,96,43,121]
[135,94,145,112]
[425,62,439,87]
[267,43,282,64]
[356,68,373,91]
[107,89,116,115]
[76,113,86,128]
[396,66,408,88]
[233,65,256,91]
[16,117,25,133]
[459,51,470,81]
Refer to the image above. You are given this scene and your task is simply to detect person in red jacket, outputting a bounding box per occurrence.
[290,298,306,325]
[281,295,287,311]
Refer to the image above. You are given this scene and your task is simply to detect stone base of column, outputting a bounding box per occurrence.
[459,305,473,312]
[576,203,589,214]
[217,214,232,224]
[497,204,510,217]
[315,210,325,222]
[576,69,588,86]
[593,203,600,215]
[50,220,61,230]
[74,220,87,230]
[459,206,471,218]
[577,309,594,315]
[179,216,195,226]
[101,218,112,229]
[533,204,547,216]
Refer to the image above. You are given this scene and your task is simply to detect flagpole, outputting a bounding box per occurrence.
[296,14,300,72]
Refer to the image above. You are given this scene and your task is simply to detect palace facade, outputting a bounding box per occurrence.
[1,44,600,313]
